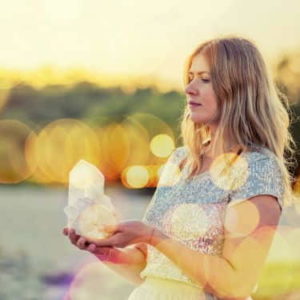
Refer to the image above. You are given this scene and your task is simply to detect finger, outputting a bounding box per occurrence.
[69,229,80,243]
[86,244,96,252]
[77,237,88,249]
[69,233,81,245]
[93,233,122,247]
[63,227,69,235]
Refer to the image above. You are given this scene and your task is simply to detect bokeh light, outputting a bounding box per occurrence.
[150,134,175,158]
[27,119,101,184]
[125,113,174,164]
[66,261,107,300]
[167,204,210,240]
[0,88,10,111]
[210,152,249,191]
[0,119,36,183]
[122,165,150,189]
[121,118,150,166]
[224,200,260,237]
[94,123,131,182]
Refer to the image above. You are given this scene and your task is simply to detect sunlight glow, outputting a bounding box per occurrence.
[123,165,150,188]
[0,120,36,183]
[150,134,175,158]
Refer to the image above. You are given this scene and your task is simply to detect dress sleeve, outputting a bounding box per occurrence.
[156,146,186,188]
[228,153,285,211]
[141,146,186,223]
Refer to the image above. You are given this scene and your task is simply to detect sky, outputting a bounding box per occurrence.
[0,0,300,90]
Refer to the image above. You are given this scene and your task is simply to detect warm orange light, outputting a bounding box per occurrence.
[94,123,131,182]
[31,119,101,184]
[210,152,249,191]
[125,113,174,164]
[123,166,150,189]
[224,200,260,238]
[0,120,36,183]
[150,134,175,158]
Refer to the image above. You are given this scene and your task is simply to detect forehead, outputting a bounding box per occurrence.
[189,53,210,73]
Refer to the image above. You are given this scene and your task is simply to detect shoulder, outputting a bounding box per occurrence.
[228,144,285,211]
[168,146,188,163]
[243,144,282,174]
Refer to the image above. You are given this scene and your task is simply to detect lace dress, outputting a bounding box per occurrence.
[128,145,284,300]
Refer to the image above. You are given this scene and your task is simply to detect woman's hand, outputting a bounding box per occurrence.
[91,220,155,248]
[63,227,126,263]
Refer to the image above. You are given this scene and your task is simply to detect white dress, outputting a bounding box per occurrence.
[128,145,285,300]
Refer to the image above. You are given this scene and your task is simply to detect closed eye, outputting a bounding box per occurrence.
[188,77,210,83]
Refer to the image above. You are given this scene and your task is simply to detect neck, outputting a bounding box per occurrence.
[202,134,240,159]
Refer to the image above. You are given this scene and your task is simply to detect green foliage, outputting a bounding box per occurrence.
[0,82,185,139]
[254,261,300,299]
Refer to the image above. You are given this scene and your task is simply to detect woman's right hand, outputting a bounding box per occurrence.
[63,227,126,264]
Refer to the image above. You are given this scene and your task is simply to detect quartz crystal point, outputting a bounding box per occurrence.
[64,160,118,242]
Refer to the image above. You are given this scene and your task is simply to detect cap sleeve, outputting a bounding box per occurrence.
[142,146,186,223]
[228,152,285,211]
[156,146,187,188]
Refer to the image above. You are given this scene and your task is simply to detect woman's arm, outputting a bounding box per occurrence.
[63,228,147,285]
[96,243,147,285]
[148,194,281,299]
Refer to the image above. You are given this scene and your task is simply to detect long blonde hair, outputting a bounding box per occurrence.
[179,36,297,207]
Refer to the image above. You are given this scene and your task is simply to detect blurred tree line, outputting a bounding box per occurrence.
[1,82,185,137]
[0,53,300,182]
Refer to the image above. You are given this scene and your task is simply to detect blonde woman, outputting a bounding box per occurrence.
[63,36,296,300]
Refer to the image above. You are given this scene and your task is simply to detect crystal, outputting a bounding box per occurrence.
[64,159,119,242]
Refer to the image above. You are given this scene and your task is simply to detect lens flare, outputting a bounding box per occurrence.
[224,200,260,237]
[210,152,249,191]
[31,119,101,184]
[121,118,150,166]
[125,113,174,164]
[150,134,175,158]
[0,88,10,112]
[0,120,36,183]
[123,165,150,188]
[167,204,210,240]
[66,261,114,300]
[94,123,131,182]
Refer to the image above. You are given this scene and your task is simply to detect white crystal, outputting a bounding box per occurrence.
[64,160,119,242]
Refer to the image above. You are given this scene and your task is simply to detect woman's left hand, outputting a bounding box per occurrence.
[92,220,155,248]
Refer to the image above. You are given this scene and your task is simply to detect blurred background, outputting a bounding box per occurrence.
[0,0,300,299]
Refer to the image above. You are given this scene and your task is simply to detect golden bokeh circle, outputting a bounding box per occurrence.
[169,204,210,240]
[224,200,260,237]
[124,165,150,188]
[0,119,36,183]
[210,152,249,191]
[150,134,175,158]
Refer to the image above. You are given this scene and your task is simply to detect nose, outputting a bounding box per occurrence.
[185,80,198,96]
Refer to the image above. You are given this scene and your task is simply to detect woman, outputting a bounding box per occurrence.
[63,36,296,299]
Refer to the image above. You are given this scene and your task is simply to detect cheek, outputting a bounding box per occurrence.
[203,90,218,110]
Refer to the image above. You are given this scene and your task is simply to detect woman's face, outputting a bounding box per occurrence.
[185,53,220,127]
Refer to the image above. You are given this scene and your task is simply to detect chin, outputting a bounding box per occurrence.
[189,112,219,125]
[190,115,207,124]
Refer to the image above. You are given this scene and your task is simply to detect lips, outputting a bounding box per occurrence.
[188,101,202,106]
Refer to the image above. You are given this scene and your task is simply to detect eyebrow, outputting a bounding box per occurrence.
[188,71,210,76]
